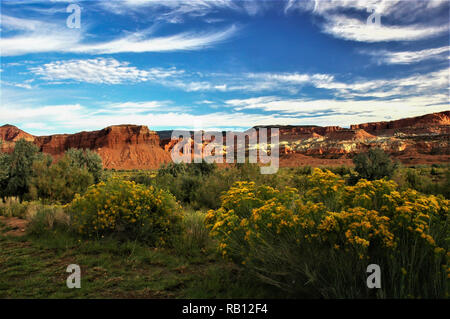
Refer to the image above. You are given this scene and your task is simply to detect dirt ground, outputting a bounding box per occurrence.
[0,216,28,237]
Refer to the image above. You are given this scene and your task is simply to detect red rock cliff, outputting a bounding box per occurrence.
[350,111,450,135]
[1,124,171,170]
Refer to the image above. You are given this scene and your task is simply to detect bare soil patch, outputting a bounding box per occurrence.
[0,216,29,237]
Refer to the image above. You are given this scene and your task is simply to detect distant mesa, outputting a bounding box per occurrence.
[1,111,449,168]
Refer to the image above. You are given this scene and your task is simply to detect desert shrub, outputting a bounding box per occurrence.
[303,168,345,210]
[234,162,261,181]
[154,163,296,210]
[329,165,352,177]
[179,175,203,203]
[26,204,69,236]
[158,161,217,178]
[0,198,29,218]
[173,209,211,256]
[192,161,217,176]
[194,170,237,209]
[30,154,94,204]
[206,168,449,298]
[155,162,228,209]
[128,171,155,186]
[394,167,450,199]
[353,148,398,181]
[294,165,312,176]
[68,178,183,246]
[158,162,188,177]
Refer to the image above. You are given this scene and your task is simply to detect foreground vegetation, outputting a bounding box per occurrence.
[0,140,448,298]
[0,220,275,298]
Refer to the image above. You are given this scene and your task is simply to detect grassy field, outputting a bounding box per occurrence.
[0,220,276,299]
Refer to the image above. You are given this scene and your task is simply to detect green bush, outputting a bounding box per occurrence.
[0,198,29,218]
[158,161,217,178]
[30,154,94,204]
[26,204,69,236]
[353,148,397,181]
[129,171,155,186]
[173,209,211,256]
[68,178,183,246]
[393,167,450,199]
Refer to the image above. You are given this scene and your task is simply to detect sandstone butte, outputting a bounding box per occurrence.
[0,111,449,169]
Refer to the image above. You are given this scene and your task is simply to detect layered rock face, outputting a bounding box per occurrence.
[350,111,450,135]
[273,111,450,164]
[160,111,450,165]
[1,111,449,168]
[0,124,35,152]
[0,124,171,170]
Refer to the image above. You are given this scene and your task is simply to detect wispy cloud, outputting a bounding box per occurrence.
[286,0,449,42]
[0,102,306,133]
[28,59,449,102]
[71,25,238,54]
[322,15,448,42]
[0,11,238,56]
[0,14,82,56]
[224,95,449,126]
[3,94,448,134]
[361,46,450,64]
[101,0,243,22]
[313,68,450,99]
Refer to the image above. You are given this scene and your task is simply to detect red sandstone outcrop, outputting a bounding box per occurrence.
[350,111,450,136]
[0,124,171,170]
[324,129,376,141]
[0,124,35,152]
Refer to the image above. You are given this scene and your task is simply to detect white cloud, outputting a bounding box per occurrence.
[310,68,450,99]
[323,15,448,42]
[101,0,242,20]
[0,102,305,133]
[71,25,238,54]
[1,81,33,90]
[224,95,449,127]
[3,96,448,135]
[0,12,238,56]
[29,58,182,84]
[0,104,84,123]
[285,0,449,42]
[0,14,82,56]
[362,46,450,64]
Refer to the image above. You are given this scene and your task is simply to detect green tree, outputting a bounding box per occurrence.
[353,148,397,181]
[30,154,94,203]
[6,139,42,202]
[0,151,11,202]
[65,148,103,183]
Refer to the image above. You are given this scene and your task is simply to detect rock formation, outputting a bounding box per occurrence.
[1,111,449,168]
[0,124,171,170]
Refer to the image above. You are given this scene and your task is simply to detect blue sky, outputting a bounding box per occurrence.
[1,0,449,135]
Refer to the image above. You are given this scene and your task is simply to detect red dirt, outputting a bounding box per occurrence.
[0,216,28,237]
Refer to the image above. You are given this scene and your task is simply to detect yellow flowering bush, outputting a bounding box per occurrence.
[206,169,449,298]
[206,181,300,259]
[304,168,344,209]
[68,178,182,245]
